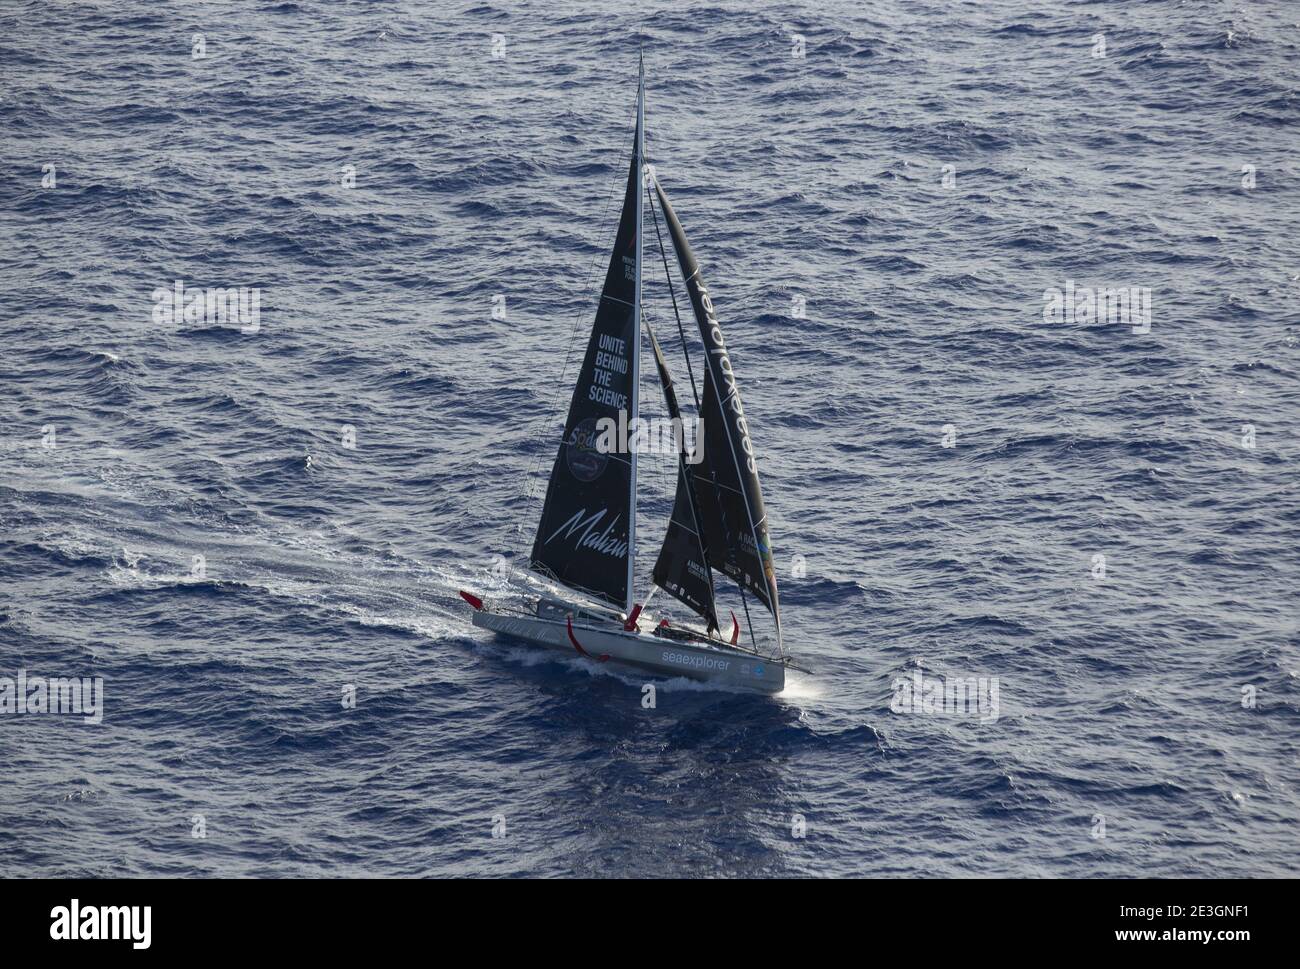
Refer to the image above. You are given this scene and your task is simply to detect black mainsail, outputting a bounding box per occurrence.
[530,65,644,612]
[651,182,782,645]
[647,324,720,632]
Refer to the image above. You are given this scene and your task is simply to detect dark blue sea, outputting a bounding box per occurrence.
[2,0,1298,878]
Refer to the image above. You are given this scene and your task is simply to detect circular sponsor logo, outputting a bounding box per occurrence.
[566,417,608,482]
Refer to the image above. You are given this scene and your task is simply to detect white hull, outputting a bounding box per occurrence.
[470,608,785,694]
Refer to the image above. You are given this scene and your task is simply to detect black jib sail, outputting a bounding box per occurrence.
[652,182,781,626]
[647,324,719,632]
[529,108,642,611]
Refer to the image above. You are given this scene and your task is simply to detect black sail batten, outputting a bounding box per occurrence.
[652,182,782,636]
[647,323,720,632]
[529,112,642,611]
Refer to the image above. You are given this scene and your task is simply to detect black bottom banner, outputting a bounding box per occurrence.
[0,877,1283,955]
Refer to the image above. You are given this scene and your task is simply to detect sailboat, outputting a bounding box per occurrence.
[460,56,804,694]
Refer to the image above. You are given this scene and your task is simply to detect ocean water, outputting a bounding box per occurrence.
[2,0,1298,878]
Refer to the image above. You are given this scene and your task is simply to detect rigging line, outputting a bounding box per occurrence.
[638,308,678,604]
[641,302,720,633]
[505,88,640,555]
[645,182,701,411]
[739,582,758,652]
[639,309,671,485]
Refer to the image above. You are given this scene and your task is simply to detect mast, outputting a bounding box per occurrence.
[528,65,646,611]
[627,53,644,616]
